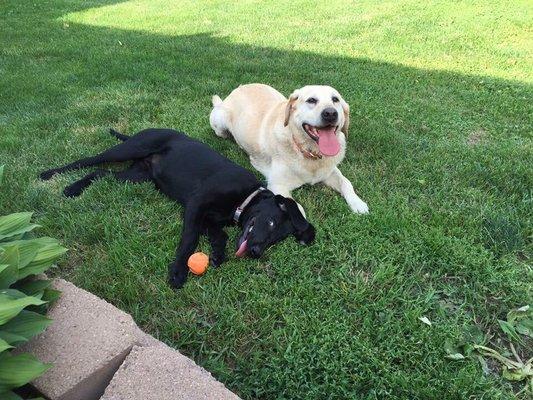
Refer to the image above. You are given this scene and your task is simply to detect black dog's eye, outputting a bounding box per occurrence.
[306,97,318,104]
[332,96,339,102]
[268,220,275,229]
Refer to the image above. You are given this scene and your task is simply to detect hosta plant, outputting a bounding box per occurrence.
[0,166,67,399]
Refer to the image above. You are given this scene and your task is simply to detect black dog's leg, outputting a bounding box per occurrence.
[168,205,204,289]
[63,169,111,197]
[63,162,151,197]
[207,225,228,268]
[40,130,171,180]
[40,143,147,180]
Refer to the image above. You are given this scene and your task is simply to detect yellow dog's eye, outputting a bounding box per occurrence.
[306,97,318,104]
[332,96,339,102]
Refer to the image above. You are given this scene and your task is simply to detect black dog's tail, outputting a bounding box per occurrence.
[109,128,130,141]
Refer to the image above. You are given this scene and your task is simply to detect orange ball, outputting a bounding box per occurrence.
[187,252,209,275]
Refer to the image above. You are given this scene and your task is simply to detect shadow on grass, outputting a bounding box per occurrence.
[1,1,532,399]
[3,0,531,250]
[2,1,530,197]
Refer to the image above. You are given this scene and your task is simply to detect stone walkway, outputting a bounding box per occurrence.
[19,279,240,400]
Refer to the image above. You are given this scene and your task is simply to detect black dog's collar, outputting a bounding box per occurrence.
[233,187,266,223]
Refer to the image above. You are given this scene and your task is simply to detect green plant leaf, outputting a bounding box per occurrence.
[498,319,522,344]
[13,279,51,297]
[1,289,30,300]
[18,239,67,279]
[0,242,41,271]
[507,305,531,324]
[502,366,528,381]
[29,288,61,315]
[516,318,532,338]
[1,310,51,342]
[0,332,28,346]
[463,324,485,345]
[0,264,17,290]
[41,288,61,304]
[0,213,39,242]
[0,352,51,392]
[0,248,20,285]
[0,290,45,325]
[0,165,4,184]
[1,390,23,400]
[463,343,476,357]
[444,341,465,360]
[0,338,13,354]
[506,305,533,338]
[0,199,60,393]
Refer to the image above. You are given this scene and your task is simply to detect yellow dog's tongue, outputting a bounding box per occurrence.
[317,127,340,156]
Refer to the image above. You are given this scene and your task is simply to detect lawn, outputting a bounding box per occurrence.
[1,0,532,398]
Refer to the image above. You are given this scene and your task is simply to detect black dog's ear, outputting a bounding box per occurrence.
[295,222,315,245]
[275,195,316,245]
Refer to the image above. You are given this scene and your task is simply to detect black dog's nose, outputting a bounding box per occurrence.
[321,107,338,123]
[249,245,261,258]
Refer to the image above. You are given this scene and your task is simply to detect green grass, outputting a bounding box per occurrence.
[1,0,532,398]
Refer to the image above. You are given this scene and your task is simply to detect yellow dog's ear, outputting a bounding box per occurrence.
[284,90,300,127]
[340,98,350,136]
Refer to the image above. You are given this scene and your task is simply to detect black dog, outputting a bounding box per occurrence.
[40,128,315,288]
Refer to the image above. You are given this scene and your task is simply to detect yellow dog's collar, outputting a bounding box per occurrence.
[292,135,322,160]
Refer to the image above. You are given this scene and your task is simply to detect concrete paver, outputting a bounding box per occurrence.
[101,343,241,400]
[18,279,138,400]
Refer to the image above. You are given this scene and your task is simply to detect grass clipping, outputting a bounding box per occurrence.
[447,305,532,396]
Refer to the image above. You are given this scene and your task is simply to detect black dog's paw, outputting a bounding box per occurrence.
[63,184,83,198]
[168,264,188,289]
[168,273,187,289]
[40,169,58,180]
[210,253,226,268]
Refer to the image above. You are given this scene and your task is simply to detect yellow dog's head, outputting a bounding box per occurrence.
[284,85,350,157]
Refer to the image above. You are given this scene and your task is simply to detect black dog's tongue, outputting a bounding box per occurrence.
[235,239,247,257]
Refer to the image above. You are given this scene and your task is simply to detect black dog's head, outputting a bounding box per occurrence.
[236,192,315,258]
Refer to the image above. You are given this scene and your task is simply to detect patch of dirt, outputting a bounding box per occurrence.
[257,262,275,279]
[58,242,105,279]
[467,128,488,146]
[353,269,372,284]
[72,125,98,136]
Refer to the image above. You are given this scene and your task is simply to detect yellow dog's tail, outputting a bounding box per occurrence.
[211,95,223,107]
[210,95,230,138]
